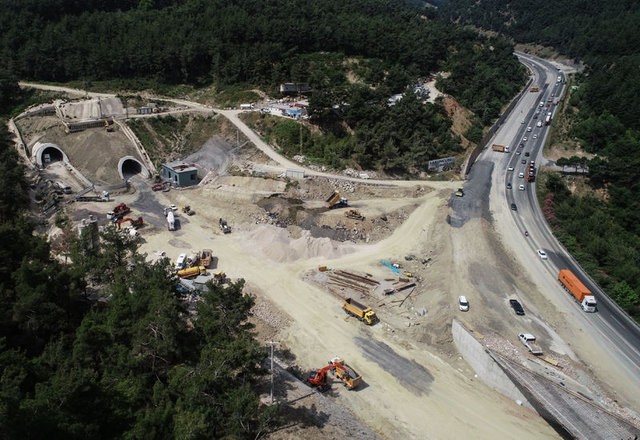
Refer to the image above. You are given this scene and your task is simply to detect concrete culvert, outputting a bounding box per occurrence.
[118,156,149,179]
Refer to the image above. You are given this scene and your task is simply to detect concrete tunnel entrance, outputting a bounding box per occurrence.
[118,156,150,180]
[32,142,70,167]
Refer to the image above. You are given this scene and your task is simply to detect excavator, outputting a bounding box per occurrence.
[115,216,144,229]
[307,357,362,391]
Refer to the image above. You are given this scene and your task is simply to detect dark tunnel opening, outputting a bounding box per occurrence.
[121,158,143,178]
[41,147,64,165]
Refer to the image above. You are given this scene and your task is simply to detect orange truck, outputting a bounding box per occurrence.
[491,144,510,153]
[558,269,597,312]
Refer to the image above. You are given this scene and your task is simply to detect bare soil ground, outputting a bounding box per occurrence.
[32,108,639,439]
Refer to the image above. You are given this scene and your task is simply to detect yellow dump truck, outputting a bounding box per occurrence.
[342,298,377,325]
[177,266,207,279]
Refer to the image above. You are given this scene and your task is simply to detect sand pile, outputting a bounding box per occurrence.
[242,224,357,262]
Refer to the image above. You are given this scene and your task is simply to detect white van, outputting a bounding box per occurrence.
[175,253,187,270]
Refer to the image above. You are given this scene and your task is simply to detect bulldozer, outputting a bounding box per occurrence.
[182,205,195,216]
[344,209,365,220]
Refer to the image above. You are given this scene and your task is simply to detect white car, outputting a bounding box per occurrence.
[522,137,528,142]
[170,204,178,211]
[519,184,525,191]
[537,249,548,260]
[533,134,538,139]
[175,253,187,270]
[458,296,469,312]
[508,166,514,171]
[526,126,532,132]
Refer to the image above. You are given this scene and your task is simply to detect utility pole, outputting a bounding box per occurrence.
[268,340,278,404]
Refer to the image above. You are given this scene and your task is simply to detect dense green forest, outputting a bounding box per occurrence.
[0,122,276,437]
[0,0,526,174]
[440,0,640,317]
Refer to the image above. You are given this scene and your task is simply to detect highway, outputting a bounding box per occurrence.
[482,52,640,403]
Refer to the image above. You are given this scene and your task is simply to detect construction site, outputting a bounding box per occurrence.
[10,86,640,440]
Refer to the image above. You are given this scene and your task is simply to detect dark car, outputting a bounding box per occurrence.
[510,203,517,211]
[507,182,512,190]
[509,299,525,315]
[524,152,530,157]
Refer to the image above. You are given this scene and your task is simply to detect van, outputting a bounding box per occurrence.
[175,253,187,270]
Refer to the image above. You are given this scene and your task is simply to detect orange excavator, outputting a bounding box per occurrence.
[307,357,362,391]
[116,216,144,229]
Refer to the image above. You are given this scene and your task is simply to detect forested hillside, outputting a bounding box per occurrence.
[0,0,526,174]
[0,124,275,438]
[441,0,640,317]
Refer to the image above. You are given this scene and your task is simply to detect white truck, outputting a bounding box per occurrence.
[167,210,175,231]
[518,333,543,355]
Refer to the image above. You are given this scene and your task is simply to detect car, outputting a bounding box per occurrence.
[458,296,469,312]
[515,150,521,155]
[524,152,530,157]
[518,172,524,178]
[523,137,528,142]
[537,249,548,260]
[510,203,517,211]
[526,126,532,132]
[509,299,525,316]
[533,113,538,119]
[175,253,187,270]
[152,183,164,191]
[508,166,514,171]
[521,120,525,124]
[507,182,512,189]
[519,184,525,191]
[170,204,178,211]
[533,134,538,139]
[519,143,524,148]
[521,159,526,164]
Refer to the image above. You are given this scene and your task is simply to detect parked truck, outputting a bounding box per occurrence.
[518,333,543,355]
[558,269,597,312]
[167,210,175,231]
[491,144,510,153]
[342,298,377,325]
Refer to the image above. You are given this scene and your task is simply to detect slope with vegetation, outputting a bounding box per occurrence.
[0,0,525,174]
[441,0,640,318]
[0,119,276,437]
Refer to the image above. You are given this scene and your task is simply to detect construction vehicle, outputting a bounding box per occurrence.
[558,269,597,312]
[177,265,207,279]
[115,216,144,229]
[212,271,226,285]
[344,209,365,220]
[455,187,464,197]
[104,119,115,132]
[518,333,543,355]
[200,249,212,268]
[76,191,110,202]
[167,210,175,231]
[491,144,510,153]
[182,205,195,216]
[307,357,363,391]
[342,298,377,325]
[109,203,131,220]
[219,218,231,234]
[325,191,348,209]
[185,252,200,268]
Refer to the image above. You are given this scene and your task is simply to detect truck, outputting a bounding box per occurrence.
[342,298,377,325]
[545,113,552,126]
[219,218,231,234]
[200,249,212,268]
[177,265,207,279]
[325,191,348,209]
[491,144,509,153]
[167,210,175,231]
[558,269,597,312]
[518,333,543,355]
[529,87,539,92]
